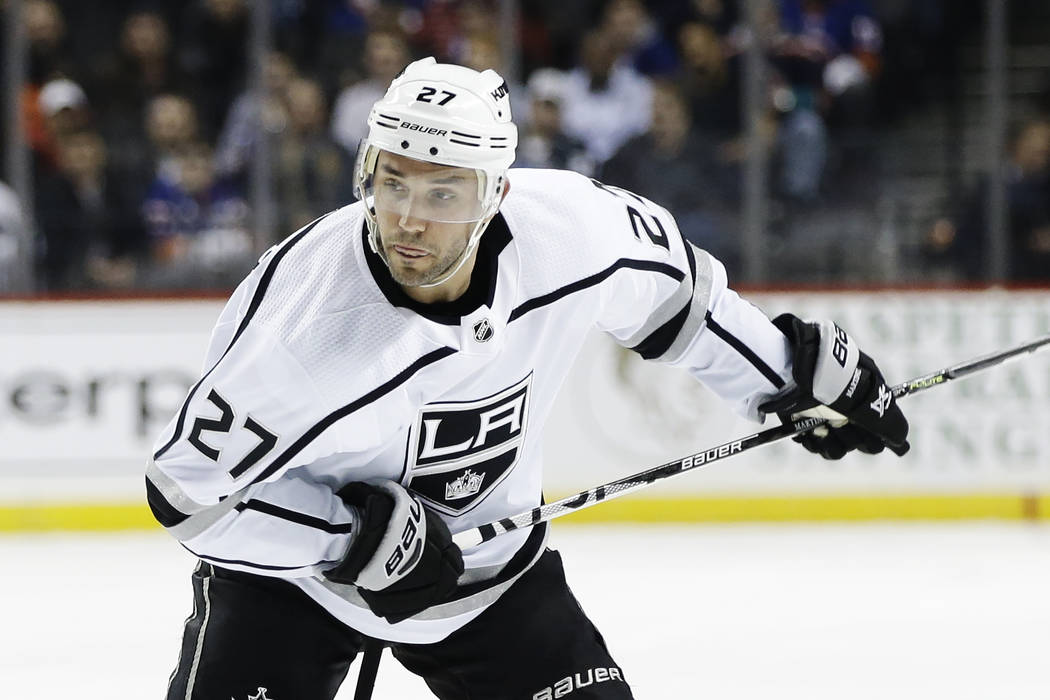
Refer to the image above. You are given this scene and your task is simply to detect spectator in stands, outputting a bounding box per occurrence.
[35,130,145,290]
[273,77,349,234]
[141,141,253,289]
[770,0,883,201]
[772,0,882,118]
[514,69,594,176]
[22,1,75,171]
[924,119,1050,282]
[772,73,828,203]
[414,0,498,64]
[0,182,28,293]
[600,0,678,77]
[686,0,739,34]
[214,51,299,181]
[178,0,250,136]
[331,30,411,157]
[601,81,740,273]
[677,21,742,142]
[460,32,528,127]
[24,0,70,84]
[270,0,333,82]
[142,94,201,186]
[86,10,191,174]
[29,77,93,191]
[283,0,397,97]
[560,28,653,166]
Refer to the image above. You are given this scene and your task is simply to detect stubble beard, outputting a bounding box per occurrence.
[385,234,468,288]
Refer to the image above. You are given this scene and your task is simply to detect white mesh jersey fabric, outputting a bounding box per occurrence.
[250,204,443,409]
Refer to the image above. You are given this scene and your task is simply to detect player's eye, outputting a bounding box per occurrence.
[382,179,407,194]
[428,189,456,204]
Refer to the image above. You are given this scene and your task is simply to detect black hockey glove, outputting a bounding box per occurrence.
[759,313,909,460]
[324,480,464,624]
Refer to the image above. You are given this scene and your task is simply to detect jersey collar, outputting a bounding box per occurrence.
[362,213,513,326]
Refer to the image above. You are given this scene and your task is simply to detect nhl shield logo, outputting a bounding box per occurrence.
[472,318,494,343]
[407,374,531,515]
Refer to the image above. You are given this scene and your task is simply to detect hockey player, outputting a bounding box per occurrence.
[149,58,909,699]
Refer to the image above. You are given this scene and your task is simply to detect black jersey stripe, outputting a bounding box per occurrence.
[147,345,456,542]
[153,214,330,460]
[248,346,458,486]
[235,500,356,534]
[704,311,786,389]
[627,227,701,360]
[146,475,190,528]
[508,258,685,323]
[683,235,697,279]
[630,300,694,359]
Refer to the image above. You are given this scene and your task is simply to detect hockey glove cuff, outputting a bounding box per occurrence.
[324,480,464,623]
[759,314,910,460]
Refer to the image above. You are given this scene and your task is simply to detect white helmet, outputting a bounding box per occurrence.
[355,57,518,287]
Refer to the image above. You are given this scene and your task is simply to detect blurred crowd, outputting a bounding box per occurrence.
[0,0,1045,293]
[922,117,1050,283]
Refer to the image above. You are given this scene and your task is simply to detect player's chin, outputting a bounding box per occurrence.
[389,264,436,287]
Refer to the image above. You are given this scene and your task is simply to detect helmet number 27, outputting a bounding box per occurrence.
[416,86,457,106]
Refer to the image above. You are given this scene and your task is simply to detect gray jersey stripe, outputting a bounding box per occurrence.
[147,459,253,541]
[183,571,212,700]
[650,245,715,363]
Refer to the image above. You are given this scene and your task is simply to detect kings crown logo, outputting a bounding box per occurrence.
[445,469,485,500]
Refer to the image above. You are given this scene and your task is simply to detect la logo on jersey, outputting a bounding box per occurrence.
[407,374,531,515]
[232,688,272,700]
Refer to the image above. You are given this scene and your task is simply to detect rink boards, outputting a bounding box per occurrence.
[2,290,1049,530]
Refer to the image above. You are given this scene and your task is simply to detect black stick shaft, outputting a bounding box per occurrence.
[452,332,1050,549]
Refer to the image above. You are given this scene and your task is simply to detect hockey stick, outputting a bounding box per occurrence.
[452,331,1050,549]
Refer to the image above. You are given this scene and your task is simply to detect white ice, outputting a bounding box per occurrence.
[3,523,1049,699]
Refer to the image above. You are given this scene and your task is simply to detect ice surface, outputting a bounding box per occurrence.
[3,523,1048,699]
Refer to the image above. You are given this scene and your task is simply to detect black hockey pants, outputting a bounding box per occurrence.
[166,548,634,699]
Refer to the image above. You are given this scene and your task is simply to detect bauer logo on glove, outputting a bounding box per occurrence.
[384,498,423,578]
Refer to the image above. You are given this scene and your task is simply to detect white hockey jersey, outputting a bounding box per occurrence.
[146,169,793,643]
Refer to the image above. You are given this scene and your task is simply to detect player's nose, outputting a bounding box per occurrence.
[395,193,428,231]
[397,209,427,232]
